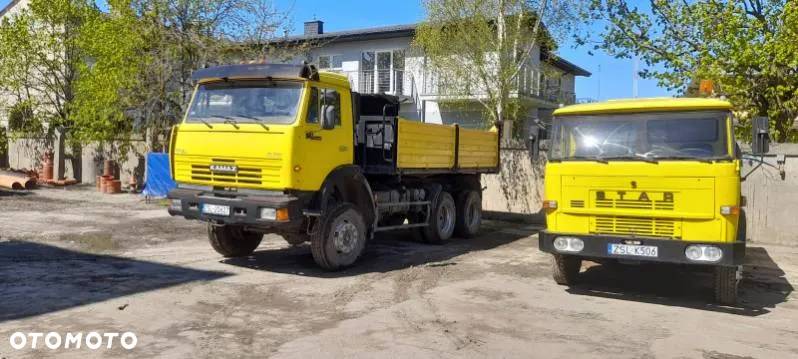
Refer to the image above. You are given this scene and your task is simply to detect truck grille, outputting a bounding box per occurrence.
[592,216,679,238]
[190,159,263,185]
[173,155,283,188]
[595,199,674,211]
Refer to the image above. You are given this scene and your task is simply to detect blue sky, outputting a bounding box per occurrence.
[0,0,674,100]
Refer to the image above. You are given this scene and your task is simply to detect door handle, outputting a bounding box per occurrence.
[306,131,322,141]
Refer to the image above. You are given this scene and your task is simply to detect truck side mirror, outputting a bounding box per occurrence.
[751,116,770,155]
[321,105,337,130]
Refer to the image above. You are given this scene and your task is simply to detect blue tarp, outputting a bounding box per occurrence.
[143,152,176,198]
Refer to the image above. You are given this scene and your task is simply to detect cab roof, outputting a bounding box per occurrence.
[553,97,733,116]
[191,63,351,89]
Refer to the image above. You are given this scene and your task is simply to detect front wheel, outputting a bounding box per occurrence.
[552,254,581,285]
[714,266,740,305]
[208,224,263,257]
[311,203,367,271]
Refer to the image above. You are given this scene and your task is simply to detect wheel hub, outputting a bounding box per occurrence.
[437,202,455,235]
[332,220,358,254]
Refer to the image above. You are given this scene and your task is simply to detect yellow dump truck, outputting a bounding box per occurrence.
[537,98,770,304]
[167,63,499,270]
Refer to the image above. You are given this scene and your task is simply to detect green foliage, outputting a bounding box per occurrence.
[414,0,582,140]
[583,0,798,142]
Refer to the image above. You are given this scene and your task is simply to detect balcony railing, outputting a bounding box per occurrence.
[331,67,575,105]
[338,70,411,96]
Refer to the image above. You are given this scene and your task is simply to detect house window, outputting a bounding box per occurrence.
[359,49,406,94]
[317,55,342,70]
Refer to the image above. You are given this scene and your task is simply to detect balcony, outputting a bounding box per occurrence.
[340,70,413,97]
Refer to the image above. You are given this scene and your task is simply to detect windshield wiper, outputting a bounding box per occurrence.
[198,119,213,129]
[567,156,609,164]
[599,154,659,163]
[650,155,714,163]
[223,119,240,129]
[232,113,270,131]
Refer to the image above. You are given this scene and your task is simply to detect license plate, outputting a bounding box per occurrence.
[202,204,230,216]
[608,244,658,258]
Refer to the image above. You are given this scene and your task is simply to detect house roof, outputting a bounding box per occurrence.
[0,0,23,18]
[554,97,733,116]
[274,23,417,44]
[273,22,590,77]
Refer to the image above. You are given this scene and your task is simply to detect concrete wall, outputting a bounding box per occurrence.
[741,144,798,245]
[482,147,544,215]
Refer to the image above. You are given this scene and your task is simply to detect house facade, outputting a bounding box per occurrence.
[279,20,590,135]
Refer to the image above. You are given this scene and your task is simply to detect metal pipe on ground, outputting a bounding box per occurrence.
[0,172,35,190]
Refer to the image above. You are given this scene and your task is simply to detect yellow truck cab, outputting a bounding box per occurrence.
[538,97,769,304]
[167,63,499,270]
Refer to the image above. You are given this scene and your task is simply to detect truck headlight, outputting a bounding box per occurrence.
[685,245,723,262]
[553,236,584,253]
[260,208,276,220]
[169,199,182,211]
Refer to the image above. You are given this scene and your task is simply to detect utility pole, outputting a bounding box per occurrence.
[597,64,601,101]
[632,56,639,98]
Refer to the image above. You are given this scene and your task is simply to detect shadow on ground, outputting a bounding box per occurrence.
[222,221,539,278]
[0,189,32,197]
[564,246,793,316]
[0,240,230,323]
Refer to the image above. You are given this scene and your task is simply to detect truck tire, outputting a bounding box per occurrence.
[454,190,482,238]
[208,224,263,257]
[714,266,739,305]
[552,254,581,285]
[311,203,367,270]
[420,191,456,244]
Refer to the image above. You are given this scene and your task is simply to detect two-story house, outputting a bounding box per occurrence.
[276,20,590,134]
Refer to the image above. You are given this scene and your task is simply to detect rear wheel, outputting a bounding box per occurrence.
[420,191,456,244]
[208,224,263,257]
[552,254,581,285]
[714,266,739,305]
[454,190,482,238]
[311,203,367,270]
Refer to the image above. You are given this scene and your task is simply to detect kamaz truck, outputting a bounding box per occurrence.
[537,98,770,304]
[167,63,499,270]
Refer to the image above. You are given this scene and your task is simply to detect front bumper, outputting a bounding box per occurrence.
[538,230,745,267]
[167,188,306,230]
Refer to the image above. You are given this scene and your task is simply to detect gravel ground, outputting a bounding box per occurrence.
[1,187,797,358]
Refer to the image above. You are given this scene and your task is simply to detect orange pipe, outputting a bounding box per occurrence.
[0,174,35,190]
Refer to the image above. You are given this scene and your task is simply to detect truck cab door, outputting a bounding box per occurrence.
[297,85,354,190]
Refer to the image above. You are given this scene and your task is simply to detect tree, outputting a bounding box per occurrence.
[414,0,582,140]
[0,0,95,178]
[122,0,296,151]
[583,0,798,142]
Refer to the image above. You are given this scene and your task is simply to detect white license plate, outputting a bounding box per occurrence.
[608,244,658,258]
[202,204,230,216]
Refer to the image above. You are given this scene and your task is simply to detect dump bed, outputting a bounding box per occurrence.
[397,119,499,171]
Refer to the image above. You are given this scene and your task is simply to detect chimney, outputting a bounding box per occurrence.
[304,20,324,36]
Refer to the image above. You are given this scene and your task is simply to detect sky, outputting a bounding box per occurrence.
[0,0,674,101]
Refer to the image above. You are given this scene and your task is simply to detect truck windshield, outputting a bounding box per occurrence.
[549,111,731,161]
[187,80,303,125]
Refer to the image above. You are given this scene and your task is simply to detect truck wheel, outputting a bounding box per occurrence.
[208,224,263,257]
[714,266,739,305]
[552,254,581,285]
[420,191,456,244]
[311,203,367,270]
[454,190,482,238]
